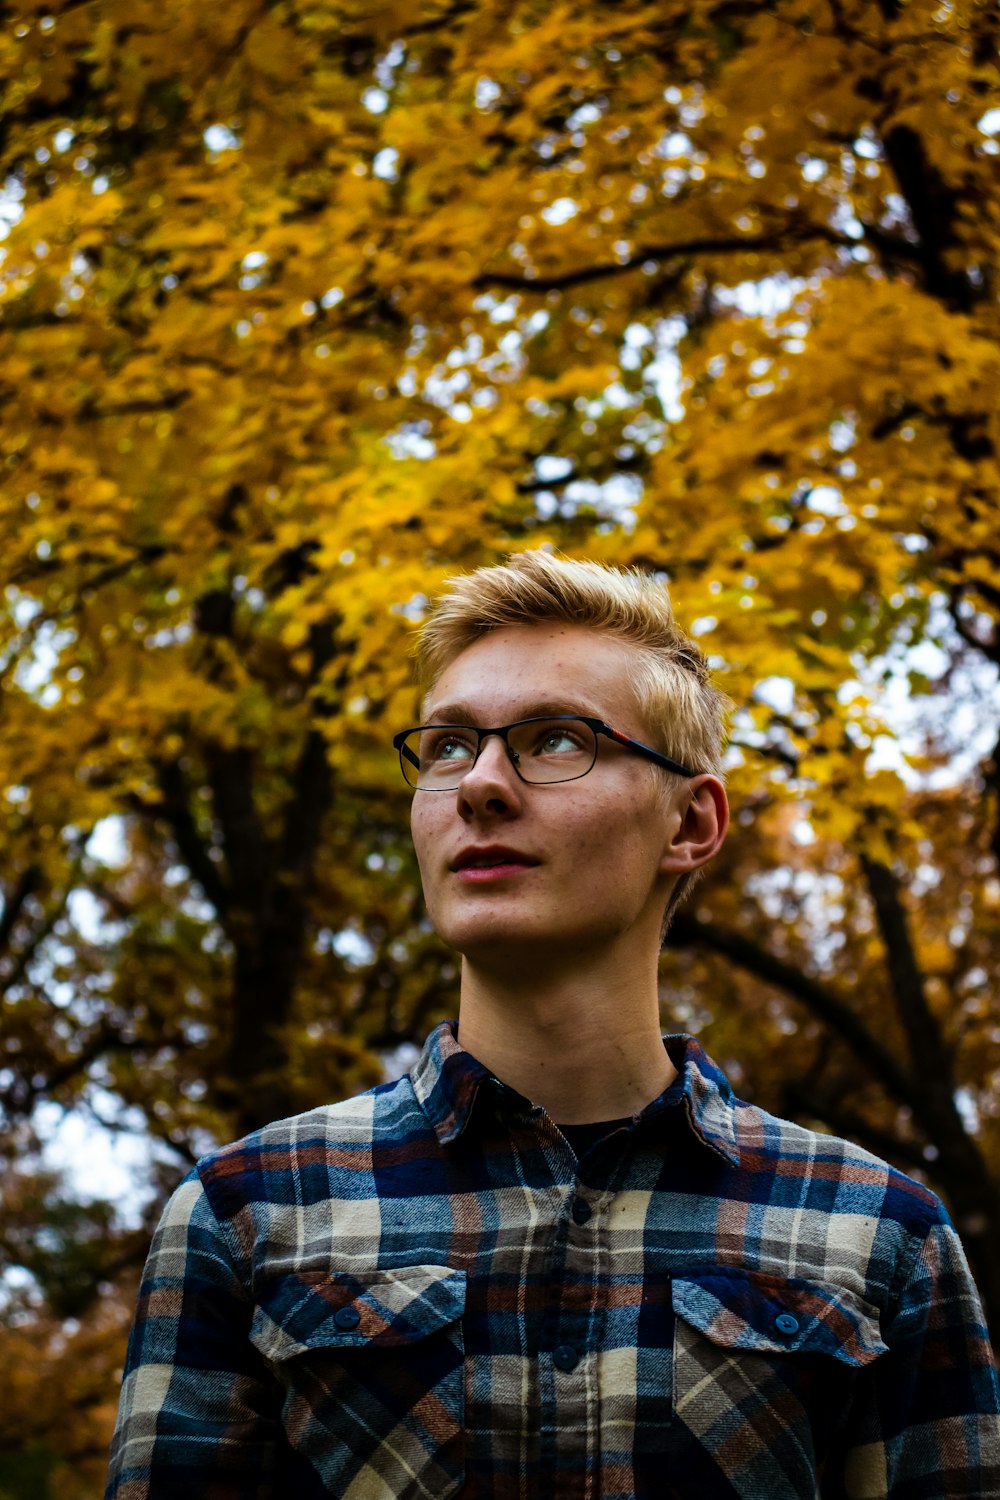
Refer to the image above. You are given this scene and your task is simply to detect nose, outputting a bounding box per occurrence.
[457,731,522,813]
[468,730,520,780]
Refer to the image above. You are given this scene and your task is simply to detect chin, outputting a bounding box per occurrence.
[444,917,594,963]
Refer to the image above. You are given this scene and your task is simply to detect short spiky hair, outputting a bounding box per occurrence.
[414,550,731,926]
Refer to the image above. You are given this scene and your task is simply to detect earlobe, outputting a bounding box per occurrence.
[660,776,729,873]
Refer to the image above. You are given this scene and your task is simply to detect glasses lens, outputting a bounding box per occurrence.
[508,718,597,784]
[400,726,477,789]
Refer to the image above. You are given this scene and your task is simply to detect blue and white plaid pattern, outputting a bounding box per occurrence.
[107,1022,1000,1498]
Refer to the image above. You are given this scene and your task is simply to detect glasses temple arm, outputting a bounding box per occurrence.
[600,723,697,779]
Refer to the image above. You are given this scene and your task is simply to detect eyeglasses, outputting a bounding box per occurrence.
[392,715,697,791]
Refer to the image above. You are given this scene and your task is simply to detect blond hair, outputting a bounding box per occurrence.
[413,550,730,929]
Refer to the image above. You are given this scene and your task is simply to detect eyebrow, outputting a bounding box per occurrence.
[423,698,607,724]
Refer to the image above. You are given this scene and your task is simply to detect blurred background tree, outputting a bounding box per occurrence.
[1,0,998,1489]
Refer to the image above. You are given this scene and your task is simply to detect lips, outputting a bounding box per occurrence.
[450,845,540,872]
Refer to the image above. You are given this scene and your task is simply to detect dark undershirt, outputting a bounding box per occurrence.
[557,1117,631,1159]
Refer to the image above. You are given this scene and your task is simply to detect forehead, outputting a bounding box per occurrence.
[423,624,646,728]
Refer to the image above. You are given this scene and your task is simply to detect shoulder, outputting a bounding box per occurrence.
[191,1073,427,1227]
[675,1034,940,1238]
[732,1095,942,1227]
[723,1096,950,1307]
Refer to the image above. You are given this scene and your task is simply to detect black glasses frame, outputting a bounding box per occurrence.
[392,714,697,790]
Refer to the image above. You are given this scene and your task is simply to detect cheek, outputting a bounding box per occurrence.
[576,792,643,846]
[410,799,450,878]
[409,803,432,870]
[579,798,664,874]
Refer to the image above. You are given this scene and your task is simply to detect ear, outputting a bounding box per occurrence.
[658,775,729,874]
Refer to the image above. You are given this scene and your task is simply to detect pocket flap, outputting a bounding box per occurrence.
[250,1263,467,1363]
[672,1269,886,1368]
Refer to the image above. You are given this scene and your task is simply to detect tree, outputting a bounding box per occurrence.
[665,770,1000,1333]
[1,1,999,1485]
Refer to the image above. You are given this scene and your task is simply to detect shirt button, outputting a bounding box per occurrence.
[553,1344,580,1372]
[571,1198,592,1226]
[774,1312,799,1337]
[334,1305,361,1331]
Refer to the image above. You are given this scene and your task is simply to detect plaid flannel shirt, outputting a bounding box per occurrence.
[107,1022,1000,1499]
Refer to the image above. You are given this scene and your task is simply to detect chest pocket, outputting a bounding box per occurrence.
[671,1269,887,1500]
[250,1263,467,1500]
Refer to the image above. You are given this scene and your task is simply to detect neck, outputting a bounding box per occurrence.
[456,942,676,1124]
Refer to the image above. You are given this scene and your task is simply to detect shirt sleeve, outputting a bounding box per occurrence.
[842,1207,1000,1498]
[105,1171,281,1500]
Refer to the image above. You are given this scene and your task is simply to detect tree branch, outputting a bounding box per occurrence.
[17,1026,140,1114]
[1,845,86,994]
[859,857,948,1081]
[858,856,1000,1221]
[278,729,333,883]
[0,866,42,954]
[204,746,271,925]
[666,909,919,1108]
[1,888,69,994]
[882,123,978,311]
[145,762,231,918]
[474,224,853,294]
[985,725,1000,874]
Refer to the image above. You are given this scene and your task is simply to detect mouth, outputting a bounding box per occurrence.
[450,848,540,875]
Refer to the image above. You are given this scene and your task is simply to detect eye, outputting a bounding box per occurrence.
[528,721,587,755]
[426,729,476,763]
[539,730,579,753]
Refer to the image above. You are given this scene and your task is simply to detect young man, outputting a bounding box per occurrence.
[107,552,1000,1499]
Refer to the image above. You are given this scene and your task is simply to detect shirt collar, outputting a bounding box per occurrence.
[410,1021,740,1166]
[409,1020,494,1144]
[662,1033,740,1165]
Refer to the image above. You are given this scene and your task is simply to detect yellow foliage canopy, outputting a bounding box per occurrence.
[1,5,999,1473]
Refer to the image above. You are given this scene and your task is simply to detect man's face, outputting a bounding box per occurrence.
[409,623,692,969]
